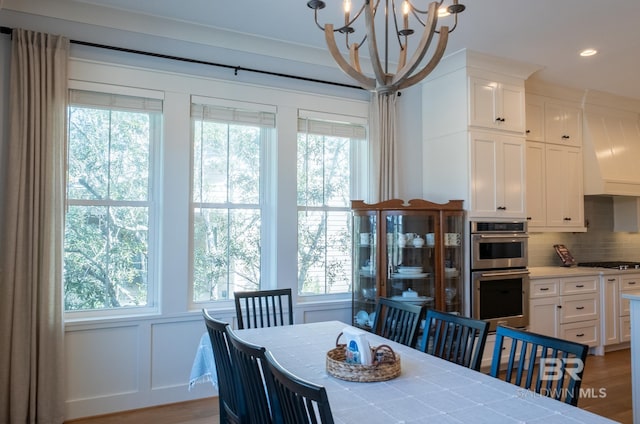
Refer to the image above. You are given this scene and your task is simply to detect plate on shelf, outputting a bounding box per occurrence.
[391,272,429,279]
[390,296,433,305]
[397,266,423,273]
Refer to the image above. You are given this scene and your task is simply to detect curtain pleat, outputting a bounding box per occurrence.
[370,91,398,202]
[0,28,69,424]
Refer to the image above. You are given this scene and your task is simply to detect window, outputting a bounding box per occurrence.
[297,116,367,295]
[191,101,275,302]
[64,90,162,312]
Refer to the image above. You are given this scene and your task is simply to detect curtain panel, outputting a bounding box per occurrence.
[0,29,69,424]
[370,91,398,202]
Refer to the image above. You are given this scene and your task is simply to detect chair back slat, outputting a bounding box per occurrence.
[264,351,334,424]
[372,298,424,347]
[489,325,589,406]
[234,289,294,330]
[421,309,490,371]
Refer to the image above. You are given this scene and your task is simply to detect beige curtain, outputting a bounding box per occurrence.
[0,29,69,423]
[370,91,399,202]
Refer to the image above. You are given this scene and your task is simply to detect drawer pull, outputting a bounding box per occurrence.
[540,287,549,291]
[576,333,585,337]
[629,281,637,285]
[575,284,584,288]
[576,306,585,310]
[608,278,616,282]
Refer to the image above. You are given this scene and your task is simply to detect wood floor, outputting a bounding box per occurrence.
[66,348,633,424]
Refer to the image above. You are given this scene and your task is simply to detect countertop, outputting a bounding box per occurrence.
[530,266,640,279]
[622,290,640,301]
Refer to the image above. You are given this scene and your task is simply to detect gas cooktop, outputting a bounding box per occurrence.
[578,261,640,270]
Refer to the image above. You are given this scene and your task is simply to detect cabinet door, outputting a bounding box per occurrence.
[470,131,525,219]
[469,77,499,129]
[469,77,525,133]
[602,275,619,346]
[499,83,526,133]
[545,145,584,228]
[529,297,559,337]
[525,141,546,227]
[525,94,545,141]
[545,101,582,146]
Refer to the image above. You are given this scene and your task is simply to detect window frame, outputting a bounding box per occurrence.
[64,81,164,320]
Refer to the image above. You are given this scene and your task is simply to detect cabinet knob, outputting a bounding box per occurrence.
[526,129,530,134]
[557,305,562,309]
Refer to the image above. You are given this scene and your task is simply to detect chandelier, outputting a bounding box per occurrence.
[307,0,465,94]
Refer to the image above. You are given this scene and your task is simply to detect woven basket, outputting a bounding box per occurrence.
[326,334,400,382]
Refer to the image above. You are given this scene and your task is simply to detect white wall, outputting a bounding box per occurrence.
[0,9,426,420]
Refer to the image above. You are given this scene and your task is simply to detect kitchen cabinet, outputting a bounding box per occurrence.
[544,100,582,147]
[544,144,584,229]
[470,130,525,219]
[529,275,600,348]
[602,272,637,346]
[351,199,465,331]
[525,93,545,142]
[469,76,526,133]
[422,51,537,220]
[525,141,585,232]
[525,141,546,226]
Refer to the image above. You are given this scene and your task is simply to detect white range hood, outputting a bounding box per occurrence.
[583,102,640,196]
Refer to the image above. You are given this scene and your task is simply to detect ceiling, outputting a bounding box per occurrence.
[4,0,640,100]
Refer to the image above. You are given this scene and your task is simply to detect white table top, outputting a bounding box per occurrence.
[236,320,616,424]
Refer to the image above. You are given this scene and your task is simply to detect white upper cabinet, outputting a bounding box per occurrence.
[470,130,526,219]
[525,94,545,141]
[525,141,546,226]
[544,100,582,146]
[545,144,584,229]
[469,76,526,133]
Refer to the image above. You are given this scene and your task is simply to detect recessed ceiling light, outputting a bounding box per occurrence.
[580,48,598,57]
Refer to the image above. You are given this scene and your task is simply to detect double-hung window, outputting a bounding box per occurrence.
[297,114,368,295]
[191,99,275,302]
[64,89,162,312]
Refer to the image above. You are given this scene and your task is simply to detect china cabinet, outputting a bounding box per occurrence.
[351,199,465,330]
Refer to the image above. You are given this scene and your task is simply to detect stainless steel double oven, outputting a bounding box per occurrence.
[470,221,529,331]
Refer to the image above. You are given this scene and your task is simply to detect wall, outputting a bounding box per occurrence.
[529,196,640,266]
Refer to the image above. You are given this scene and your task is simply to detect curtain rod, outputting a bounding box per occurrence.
[0,26,363,91]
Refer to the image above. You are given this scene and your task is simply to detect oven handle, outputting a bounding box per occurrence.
[478,270,530,278]
[475,234,529,239]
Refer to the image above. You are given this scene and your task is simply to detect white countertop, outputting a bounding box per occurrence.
[622,290,640,301]
[530,266,640,279]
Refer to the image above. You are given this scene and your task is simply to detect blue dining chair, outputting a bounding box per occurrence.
[489,325,589,406]
[372,297,425,347]
[263,350,334,424]
[202,309,244,424]
[225,326,281,424]
[420,309,489,371]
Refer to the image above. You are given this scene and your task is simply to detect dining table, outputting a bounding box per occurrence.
[235,320,616,424]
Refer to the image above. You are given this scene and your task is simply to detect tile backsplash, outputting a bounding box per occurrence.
[529,196,640,266]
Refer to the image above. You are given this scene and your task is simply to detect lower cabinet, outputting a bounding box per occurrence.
[603,273,640,346]
[529,275,600,348]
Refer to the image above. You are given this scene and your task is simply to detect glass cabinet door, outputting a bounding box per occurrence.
[352,211,377,329]
[382,211,438,311]
[442,211,464,313]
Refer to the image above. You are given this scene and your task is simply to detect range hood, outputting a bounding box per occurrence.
[583,102,640,196]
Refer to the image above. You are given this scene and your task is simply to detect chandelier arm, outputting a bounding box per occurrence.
[364,1,390,87]
[396,27,448,90]
[396,46,407,72]
[349,43,364,73]
[324,23,376,90]
[391,1,439,86]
